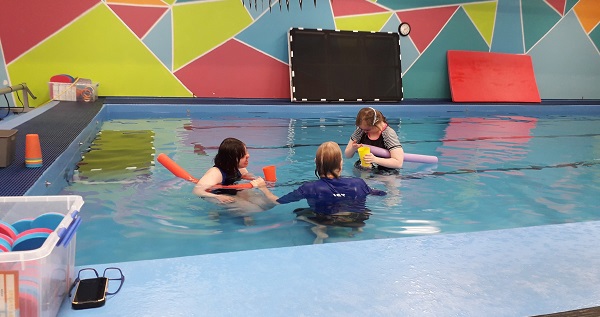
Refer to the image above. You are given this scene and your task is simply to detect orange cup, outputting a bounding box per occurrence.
[25,134,43,168]
[262,165,277,182]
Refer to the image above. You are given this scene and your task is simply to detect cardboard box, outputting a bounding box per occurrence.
[48,82,99,103]
[0,195,83,317]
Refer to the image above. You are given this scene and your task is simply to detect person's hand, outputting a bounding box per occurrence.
[214,194,235,204]
[251,177,267,188]
[351,141,362,152]
[362,153,376,164]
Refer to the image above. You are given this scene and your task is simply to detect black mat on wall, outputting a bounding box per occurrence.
[288,28,403,102]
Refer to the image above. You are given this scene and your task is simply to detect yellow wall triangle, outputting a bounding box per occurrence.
[8,5,189,106]
[335,12,393,32]
[173,0,252,70]
[464,2,497,47]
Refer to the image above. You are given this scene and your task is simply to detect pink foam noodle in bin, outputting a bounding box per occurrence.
[262,165,277,182]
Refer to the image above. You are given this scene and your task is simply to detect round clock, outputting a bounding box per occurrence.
[398,22,411,36]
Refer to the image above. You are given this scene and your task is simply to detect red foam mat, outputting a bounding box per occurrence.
[447,50,541,103]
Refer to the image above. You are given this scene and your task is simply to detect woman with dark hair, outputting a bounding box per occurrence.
[193,138,273,225]
[252,141,386,243]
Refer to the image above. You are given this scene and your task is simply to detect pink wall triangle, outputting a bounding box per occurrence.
[331,0,388,17]
[0,0,99,63]
[108,4,168,38]
[396,6,458,53]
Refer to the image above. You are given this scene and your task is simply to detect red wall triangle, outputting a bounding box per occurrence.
[332,0,388,17]
[175,39,290,99]
[396,6,458,53]
[108,4,168,38]
[0,0,99,63]
[546,0,566,15]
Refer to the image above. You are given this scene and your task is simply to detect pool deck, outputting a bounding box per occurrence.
[55,220,600,317]
[2,100,600,316]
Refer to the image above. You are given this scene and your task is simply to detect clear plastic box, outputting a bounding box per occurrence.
[0,195,83,317]
[48,82,99,103]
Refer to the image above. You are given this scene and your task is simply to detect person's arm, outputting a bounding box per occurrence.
[239,168,256,180]
[251,177,280,204]
[369,187,387,196]
[370,128,404,168]
[344,128,363,158]
[344,139,361,158]
[192,167,235,203]
[371,147,404,169]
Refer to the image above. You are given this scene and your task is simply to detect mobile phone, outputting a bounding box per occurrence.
[71,277,108,310]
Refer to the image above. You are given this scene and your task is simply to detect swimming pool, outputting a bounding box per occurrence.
[59,104,600,265]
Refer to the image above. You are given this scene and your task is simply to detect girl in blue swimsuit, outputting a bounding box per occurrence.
[252,141,386,243]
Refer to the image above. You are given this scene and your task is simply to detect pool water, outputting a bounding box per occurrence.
[60,111,600,265]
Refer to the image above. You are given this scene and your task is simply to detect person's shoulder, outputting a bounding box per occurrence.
[383,126,399,137]
[340,177,367,185]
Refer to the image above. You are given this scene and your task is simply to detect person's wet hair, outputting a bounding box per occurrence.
[214,138,246,176]
[315,141,342,179]
[355,107,387,127]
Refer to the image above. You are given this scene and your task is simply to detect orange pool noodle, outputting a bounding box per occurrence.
[157,153,199,183]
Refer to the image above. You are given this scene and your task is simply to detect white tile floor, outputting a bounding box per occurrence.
[57,220,600,317]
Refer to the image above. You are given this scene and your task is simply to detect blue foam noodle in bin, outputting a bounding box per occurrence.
[12,219,33,234]
[12,232,50,252]
[31,213,64,231]
[0,221,18,241]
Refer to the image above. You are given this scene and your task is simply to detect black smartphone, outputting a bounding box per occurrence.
[71,277,108,310]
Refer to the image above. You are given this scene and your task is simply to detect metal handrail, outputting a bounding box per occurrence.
[0,83,37,112]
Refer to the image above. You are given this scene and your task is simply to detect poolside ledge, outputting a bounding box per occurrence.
[57,220,600,317]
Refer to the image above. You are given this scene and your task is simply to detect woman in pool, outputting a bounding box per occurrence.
[193,137,274,225]
[344,107,404,172]
[251,141,386,244]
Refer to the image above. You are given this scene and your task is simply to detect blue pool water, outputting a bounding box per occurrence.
[59,106,600,265]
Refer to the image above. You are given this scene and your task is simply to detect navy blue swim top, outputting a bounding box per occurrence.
[276,177,386,215]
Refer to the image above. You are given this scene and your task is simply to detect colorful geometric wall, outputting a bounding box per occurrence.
[0,0,599,107]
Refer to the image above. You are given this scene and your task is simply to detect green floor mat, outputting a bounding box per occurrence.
[76,130,155,181]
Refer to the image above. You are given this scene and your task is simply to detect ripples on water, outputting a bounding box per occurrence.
[61,115,600,265]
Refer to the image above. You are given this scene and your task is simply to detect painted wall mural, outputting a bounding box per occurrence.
[0,0,599,107]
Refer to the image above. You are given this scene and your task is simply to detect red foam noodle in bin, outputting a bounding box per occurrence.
[16,228,53,240]
[447,50,541,103]
[0,221,18,241]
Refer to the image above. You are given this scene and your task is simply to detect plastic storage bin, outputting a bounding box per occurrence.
[0,129,18,167]
[0,195,83,317]
[48,82,99,103]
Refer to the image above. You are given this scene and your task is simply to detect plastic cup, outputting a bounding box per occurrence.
[262,165,277,182]
[25,134,43,168]
[357,147,371,167]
